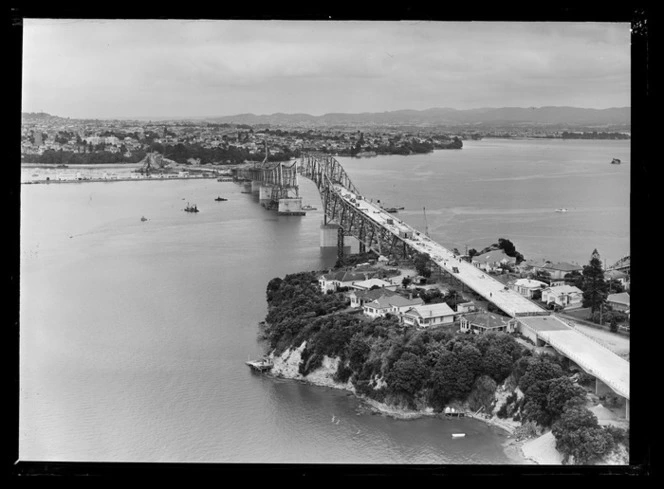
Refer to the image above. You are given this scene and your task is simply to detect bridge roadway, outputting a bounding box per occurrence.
[332,184,544,317]
[331,184,629,401]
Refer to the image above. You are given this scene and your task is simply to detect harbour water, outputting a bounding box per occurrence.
[19,138,629,464]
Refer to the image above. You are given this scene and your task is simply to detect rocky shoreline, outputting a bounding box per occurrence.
[265,342,542,465]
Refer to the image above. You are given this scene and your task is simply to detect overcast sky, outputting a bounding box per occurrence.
[21,19,631,119]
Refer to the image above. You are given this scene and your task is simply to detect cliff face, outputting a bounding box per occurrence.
[269,342,354,392]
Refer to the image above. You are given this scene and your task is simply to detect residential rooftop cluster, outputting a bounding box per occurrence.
[20,113,465,165]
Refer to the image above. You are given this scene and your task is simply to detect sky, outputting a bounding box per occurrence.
[21,19,631,119]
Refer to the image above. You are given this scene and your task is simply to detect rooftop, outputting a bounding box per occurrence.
[404,302,456,318]
[607,292,630,306]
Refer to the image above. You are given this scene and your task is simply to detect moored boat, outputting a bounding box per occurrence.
[246,357,273,372]
[611,158,621,165]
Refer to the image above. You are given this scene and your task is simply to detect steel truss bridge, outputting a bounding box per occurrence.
[234,152,629,407]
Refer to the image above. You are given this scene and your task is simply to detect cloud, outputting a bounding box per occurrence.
[21,20,631,118]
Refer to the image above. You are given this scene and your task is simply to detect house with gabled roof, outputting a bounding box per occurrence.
[401,302,456,328]
[318,270,367,293]
[459,312,517,335]
[351,278,397,291]
[541,262,583,280]
[471,250,517,272]
[607,292,630,313]
[348,287,400,308]
[363,295,425,319]
[542,284,583,309]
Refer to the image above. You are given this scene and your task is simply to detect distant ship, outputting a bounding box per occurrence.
[611,158,621,165]
[141,216,148,222]
[214,196,228,201]
[184,203,199,213]
[555,208,568,213]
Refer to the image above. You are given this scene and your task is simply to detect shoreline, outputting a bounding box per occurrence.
[264,351,537,464]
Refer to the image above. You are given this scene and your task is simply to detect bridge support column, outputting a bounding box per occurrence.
[595,378,611,396]
[320,222,350,255]
[259,185,272,206]
[278,198,304,215]
[251,180,261,195]
[359,241,366,254]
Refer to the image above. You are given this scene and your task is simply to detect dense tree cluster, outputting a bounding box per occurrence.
[263,272,528,411]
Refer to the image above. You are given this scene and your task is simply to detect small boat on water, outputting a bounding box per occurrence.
[555,208,568,213]
[384,207,399,213]
[452,433,466,438]
[214,196,228,201]
[141,216,148,222]
[302,205,317,211]
[246,357,273,372]
[611,158,621,165]
[184,203,199,213]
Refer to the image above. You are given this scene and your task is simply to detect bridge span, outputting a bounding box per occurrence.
[237,152,629,410]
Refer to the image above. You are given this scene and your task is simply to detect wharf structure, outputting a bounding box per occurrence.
[234,152,630,420]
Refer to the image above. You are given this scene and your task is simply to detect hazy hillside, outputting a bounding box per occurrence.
[22,106,630,128]
[204,106,630,127]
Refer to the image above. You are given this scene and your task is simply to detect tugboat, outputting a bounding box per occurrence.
[611,158,621,165]
[184,203,199,213]
[214,196,228,202]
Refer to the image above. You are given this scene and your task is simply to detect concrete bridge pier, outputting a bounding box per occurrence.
[278,198,305,215]
[595,378,612,397]
[251,180,261,195]
[320,222,350,255]
[259,184,272,206]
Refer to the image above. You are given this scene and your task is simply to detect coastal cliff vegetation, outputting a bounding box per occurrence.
[260,271,629,464]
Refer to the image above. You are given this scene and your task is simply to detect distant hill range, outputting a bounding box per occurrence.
[203,106,630,127]
[22,106,630,128]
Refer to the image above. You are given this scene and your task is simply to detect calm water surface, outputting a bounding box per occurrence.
[19,139,629,463]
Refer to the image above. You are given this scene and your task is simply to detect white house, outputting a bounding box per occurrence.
[401,303,456,328]
[605,269,630,291]
[471,250,517,272]
[607,292,630,313]
[459,312,517,334]
[318,271,367,293]
[541,285,583,309]
[511,278,548,298]
[363,295,424,319]
[348,287,400,308]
